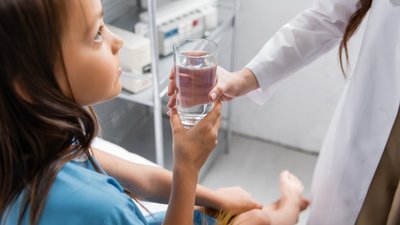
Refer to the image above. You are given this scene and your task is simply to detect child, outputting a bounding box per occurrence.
[0,0,308,225]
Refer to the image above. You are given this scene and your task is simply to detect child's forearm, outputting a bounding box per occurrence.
[120,164,223,210]
[163,167,198,225]
[120,165,225,210]
[92,148,225,209]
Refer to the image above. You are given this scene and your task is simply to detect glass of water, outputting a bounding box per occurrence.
[173,39,218,128]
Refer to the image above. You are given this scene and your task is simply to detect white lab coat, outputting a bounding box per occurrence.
[246,0,400,224]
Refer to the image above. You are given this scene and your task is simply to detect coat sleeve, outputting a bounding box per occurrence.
[245,0,360,104]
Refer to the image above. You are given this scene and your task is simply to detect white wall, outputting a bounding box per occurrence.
[231,0,366,153]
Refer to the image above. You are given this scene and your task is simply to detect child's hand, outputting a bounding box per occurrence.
[167,68,177,107]
[169,100,222,173]
[214,186,263,216]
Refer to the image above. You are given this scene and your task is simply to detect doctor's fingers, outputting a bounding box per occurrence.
[220,95,233,102]
[209,83,227,102]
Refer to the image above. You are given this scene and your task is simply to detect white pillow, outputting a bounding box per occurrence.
[92,137,157,167]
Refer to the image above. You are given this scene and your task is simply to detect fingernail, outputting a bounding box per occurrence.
[210,92,217,101]
[167,110,171,116]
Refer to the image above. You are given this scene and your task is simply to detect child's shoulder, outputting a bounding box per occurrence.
[4,161,146,225]
[42,161,147,224]
[50,161,125,208]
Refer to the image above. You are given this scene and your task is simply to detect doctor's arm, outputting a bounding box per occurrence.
[172,0,361,105]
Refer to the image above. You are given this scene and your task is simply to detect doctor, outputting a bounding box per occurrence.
[169,0,400,224]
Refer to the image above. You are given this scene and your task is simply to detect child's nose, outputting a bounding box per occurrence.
[111,34,123,55]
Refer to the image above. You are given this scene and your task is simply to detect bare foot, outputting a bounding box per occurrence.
[278,170,309,211]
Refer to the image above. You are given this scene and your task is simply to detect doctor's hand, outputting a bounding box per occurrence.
[209,67,260,102]
[168,67,259,108]
[169,100,221,172]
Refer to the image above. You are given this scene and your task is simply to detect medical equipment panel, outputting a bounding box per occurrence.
[135,0,217,56]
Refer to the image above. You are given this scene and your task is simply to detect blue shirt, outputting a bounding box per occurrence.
[3,159,148,225]
[2,157,216,225]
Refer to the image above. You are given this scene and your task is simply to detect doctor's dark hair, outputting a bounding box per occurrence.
[339,0,372,75]
[0,1,98,225]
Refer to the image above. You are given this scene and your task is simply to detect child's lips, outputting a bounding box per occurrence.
[117,67,122,76]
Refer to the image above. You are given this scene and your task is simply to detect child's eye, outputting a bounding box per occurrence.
[94,26,104,42]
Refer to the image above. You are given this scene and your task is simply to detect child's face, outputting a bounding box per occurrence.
[55,0,123,106]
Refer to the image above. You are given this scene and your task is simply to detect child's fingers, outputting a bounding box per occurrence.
[168,68,176,96]
[212,110,222,131]
[169,67,175,80]
[208,99,222,121]
[211,101,222,143]
[168,93,177,108]
[168,79,176,97]
[169,107,184,132]
[200,99,222,126]
[210,100,222,128]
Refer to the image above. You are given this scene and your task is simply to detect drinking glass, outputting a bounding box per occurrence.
[173,39,218,128]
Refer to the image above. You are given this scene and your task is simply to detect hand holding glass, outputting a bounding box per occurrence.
[173,39,218,128]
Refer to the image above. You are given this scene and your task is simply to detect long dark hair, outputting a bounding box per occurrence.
[339,0,372,75]
[0,1,98,225]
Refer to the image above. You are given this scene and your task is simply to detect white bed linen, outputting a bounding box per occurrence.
[92,137,168,216]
